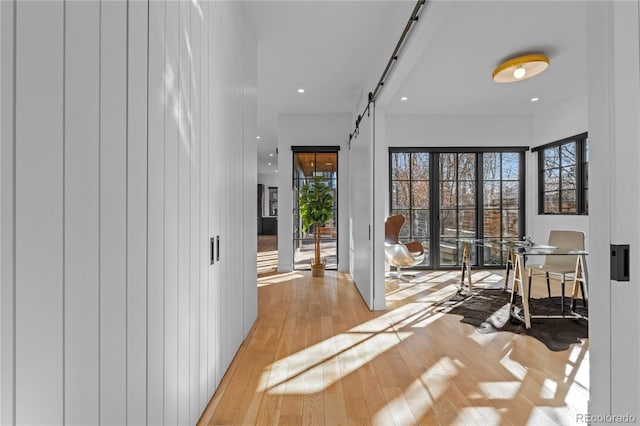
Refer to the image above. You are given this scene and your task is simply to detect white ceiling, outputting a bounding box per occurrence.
[245,0,588,174]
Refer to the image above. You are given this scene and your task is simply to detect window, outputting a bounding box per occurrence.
[268,187,278,216]
[389,148,526,268]
[534,133,588,215]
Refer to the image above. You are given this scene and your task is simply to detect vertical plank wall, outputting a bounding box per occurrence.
[1,0,258,424]
[15,2,64,424]
[64,2,100,424]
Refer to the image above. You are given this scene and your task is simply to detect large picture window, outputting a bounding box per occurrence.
[534,133,588,215]
[389,148,526,268]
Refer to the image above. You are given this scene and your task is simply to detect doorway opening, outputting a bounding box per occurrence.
[292,148,339,270]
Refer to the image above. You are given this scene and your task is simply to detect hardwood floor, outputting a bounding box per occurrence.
[198,270,589,425]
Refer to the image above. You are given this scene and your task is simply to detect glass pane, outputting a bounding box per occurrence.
[484,246,504,266]
[483,209,501,237]
[483,153,500,180]
[458,210,476,237]
[544,146,560,168]
[544,168,560,191]
[483,181,500,209]
[421,240,431,266]
[440,182,457,208]
[561,190,577,213]
[439,210,457,236]
[411,180,429,209]
[502,210,519,237]
[411,152,429,180]
[390,209,410,238]
[561,166,576,190]
[544,191,560,213]
[502,181,519,209]
[440,153,456,181]
[458,154,475,180]
[439,238,458,266]
[391,181,410,209]
[391,152,410,180]
[411,210,429,239]
[458,181,476,209]
[561,142,577,166]
[502,152,520,180]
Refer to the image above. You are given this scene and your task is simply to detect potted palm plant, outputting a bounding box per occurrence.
[299,175,334,277]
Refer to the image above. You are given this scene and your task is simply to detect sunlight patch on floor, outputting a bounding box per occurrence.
[258,303,437,395]
[478,381,522,400]
[452,406,501,425]
[373,356,458,424]
[500,348,528,381]
[260,329,413,395]
[257,271,304,286]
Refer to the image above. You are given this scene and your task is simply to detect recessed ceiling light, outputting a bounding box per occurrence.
[297,88,305,93]
[256,136,261,140]
[531,97,540,102]
[275,169,278,173]
[400,96,408,101]
[267,162,272,166]
[269,153,274,157]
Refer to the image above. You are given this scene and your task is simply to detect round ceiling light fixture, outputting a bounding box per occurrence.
[492,53,549,83]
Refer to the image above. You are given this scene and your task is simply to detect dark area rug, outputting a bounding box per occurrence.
[437,288,588,351]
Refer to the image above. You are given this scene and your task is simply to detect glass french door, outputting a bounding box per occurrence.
[292,149,338,270]
[390,149,525,268]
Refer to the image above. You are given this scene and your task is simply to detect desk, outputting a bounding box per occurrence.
[459,239,588,329]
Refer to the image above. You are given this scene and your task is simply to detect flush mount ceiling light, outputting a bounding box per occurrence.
[492,54,549,83]
[297,88,305,93]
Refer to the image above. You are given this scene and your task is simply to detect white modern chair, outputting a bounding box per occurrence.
[384,215,425,279]
[526,230,587,313]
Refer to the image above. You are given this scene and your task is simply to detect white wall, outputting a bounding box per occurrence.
[0,1,257,424]
[277,113,351,272]
[386,113,531,219]
[0,2,15,425]
[387,114,532,150]
[258,172,279,217]
[529,93,589,246]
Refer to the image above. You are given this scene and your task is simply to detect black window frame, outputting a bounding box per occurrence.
[291,146,340,270]
[533,132,588,215]
[389,146,527,269]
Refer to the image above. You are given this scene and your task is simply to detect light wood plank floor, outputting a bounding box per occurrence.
[199,270,589,426]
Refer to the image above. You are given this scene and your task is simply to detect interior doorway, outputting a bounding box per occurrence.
[292,148,339,270]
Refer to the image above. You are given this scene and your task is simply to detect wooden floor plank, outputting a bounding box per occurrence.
[198,270,589,425]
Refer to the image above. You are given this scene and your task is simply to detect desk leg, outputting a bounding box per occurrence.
[510,253,531,329]
[503,251,514,292]
[459,241,472,294]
